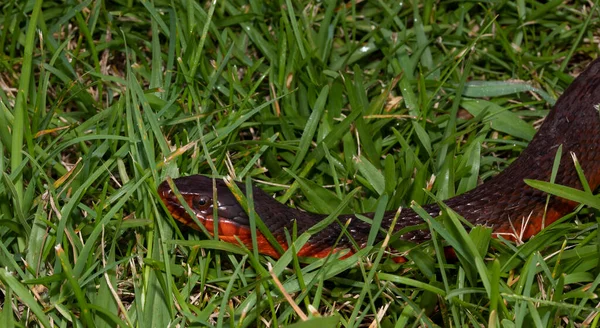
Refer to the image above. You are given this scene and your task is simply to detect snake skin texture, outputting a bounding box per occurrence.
[159,58,600,258]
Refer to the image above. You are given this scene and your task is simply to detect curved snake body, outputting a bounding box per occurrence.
[159,59,600,259]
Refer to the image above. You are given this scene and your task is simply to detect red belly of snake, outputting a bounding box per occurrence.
[158,59,600,260]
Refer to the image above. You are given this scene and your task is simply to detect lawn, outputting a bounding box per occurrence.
[1,0,600,327]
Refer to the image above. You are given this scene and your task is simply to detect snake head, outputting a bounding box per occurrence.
[157,176,250,229]
[158,176,288,258]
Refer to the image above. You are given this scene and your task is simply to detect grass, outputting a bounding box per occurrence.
[1,0,600,327]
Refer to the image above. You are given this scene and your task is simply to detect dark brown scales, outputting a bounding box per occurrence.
[160,59,600,258]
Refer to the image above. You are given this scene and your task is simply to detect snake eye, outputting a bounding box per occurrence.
[194,196,210,210]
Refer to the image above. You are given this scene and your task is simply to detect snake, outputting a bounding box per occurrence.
[158,58,600,260]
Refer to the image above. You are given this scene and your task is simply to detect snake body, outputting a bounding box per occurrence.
[159,59,600,259]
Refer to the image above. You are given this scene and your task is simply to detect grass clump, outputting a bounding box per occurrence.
[0,0,599,327]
